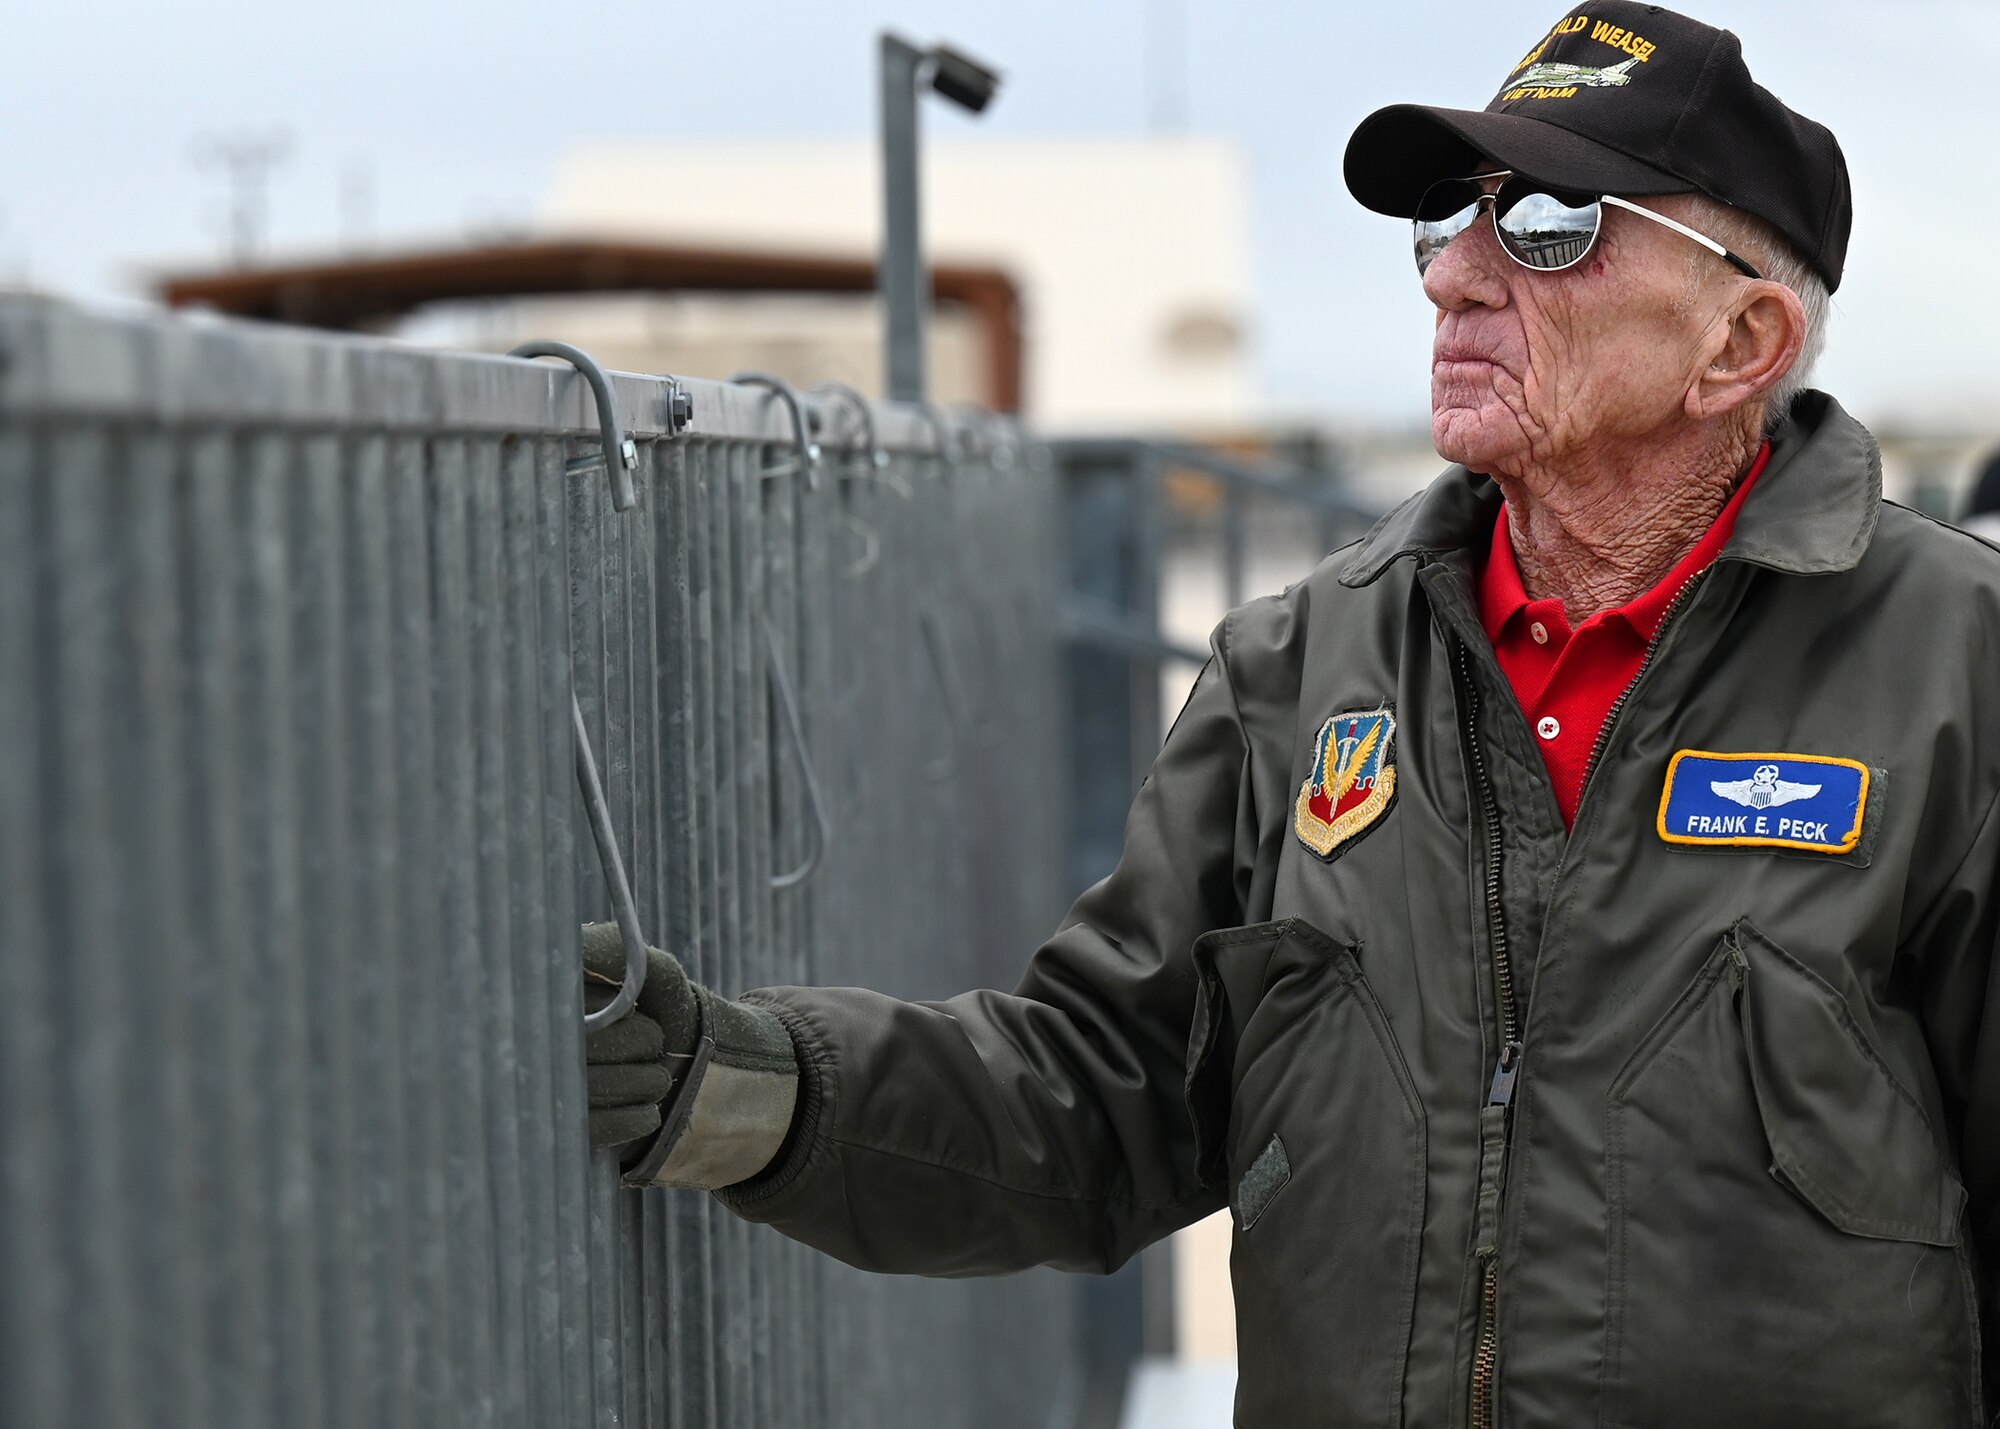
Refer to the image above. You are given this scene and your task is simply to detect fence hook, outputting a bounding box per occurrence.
[808,383,895,575]
[919,608,967,782]
[945,404,995,469]
[574,695,649,1030]
[962,406,1019,472]
[838,514,881,579]
[508,340,640,512]
[812,381,907,496]
[512,337,650,1028]
[762,612,832,889]
[966,601,1011,749]
[731,371,821,491]
[913,402,959,480]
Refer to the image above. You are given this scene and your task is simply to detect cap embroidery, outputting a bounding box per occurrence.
[1502,15,1660,103]
[1511,56,1638,93]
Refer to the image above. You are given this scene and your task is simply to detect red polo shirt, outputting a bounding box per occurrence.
[1476,444,1769,828]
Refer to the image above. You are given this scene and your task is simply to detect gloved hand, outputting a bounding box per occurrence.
[581,923,801,1189]
[583,922,699,1153]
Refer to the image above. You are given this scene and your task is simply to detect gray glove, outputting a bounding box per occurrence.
[582,924,697,1151]
[581,923,800,1189]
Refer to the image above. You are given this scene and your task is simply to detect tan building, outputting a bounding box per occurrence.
[540,137,1252,433]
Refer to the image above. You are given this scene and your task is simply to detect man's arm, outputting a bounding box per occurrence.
[712,617,1262,1277]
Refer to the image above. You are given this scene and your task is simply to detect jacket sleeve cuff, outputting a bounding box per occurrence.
[712,993,833,1214]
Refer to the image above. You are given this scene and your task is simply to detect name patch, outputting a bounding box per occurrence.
[1657,750,1869,855]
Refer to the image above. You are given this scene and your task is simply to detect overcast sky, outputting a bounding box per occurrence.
[8,0,1995,432]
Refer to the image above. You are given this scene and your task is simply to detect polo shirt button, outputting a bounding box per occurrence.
[1537,716,1561,740]
[1530,621,1549,645]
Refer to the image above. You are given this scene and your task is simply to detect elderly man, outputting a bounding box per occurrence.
[584,5,2000,1424]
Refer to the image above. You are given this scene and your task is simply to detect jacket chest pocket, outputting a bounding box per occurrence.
[1602,920,1979,1429]
[1185,918,1428,1429]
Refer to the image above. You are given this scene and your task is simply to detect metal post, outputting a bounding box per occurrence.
[880,33,927,404]
[1223,484,1246,610]
[878,34,1001,407]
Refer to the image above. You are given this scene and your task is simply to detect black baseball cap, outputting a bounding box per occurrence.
[1343,2,1852,291]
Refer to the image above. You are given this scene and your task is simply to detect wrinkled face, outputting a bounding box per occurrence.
[1424,175,1726,477]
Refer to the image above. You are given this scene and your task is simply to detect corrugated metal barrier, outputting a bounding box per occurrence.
[0,294,1082,1429]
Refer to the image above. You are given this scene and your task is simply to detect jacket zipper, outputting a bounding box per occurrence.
[1454,639,1520,1429]
[1573,567,1710,809]
[1455,641,1519,1048]
[1463,565,1712,1427]
[1470,1041,1521,1429]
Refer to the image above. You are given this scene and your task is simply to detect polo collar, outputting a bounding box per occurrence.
[1337,391,1882,588]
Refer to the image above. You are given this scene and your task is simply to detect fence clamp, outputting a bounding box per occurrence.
[663,377,695,436]
[509,340,641,511]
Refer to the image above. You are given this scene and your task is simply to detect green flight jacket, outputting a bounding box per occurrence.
[720,392,2000,1428]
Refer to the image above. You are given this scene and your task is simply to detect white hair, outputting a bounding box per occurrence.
[1669,194,1832,436]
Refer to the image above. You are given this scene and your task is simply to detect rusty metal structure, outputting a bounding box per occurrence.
[157,238,1026,412]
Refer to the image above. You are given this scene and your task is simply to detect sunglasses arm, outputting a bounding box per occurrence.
[1600,195,1764,279]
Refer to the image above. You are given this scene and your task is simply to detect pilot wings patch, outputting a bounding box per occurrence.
[1709,765,1820,809]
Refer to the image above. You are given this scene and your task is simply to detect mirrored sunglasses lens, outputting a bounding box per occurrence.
[1495,190,1600,270]
[1412,180,1484,275]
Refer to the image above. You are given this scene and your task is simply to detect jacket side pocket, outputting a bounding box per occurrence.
[1732,920,1964,1244]
[1602,921,1978,1429]
[1185,919,1291,1190]
[1185,917,1427,1429]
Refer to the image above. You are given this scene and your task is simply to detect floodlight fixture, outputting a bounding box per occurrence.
[925,45,1003,114]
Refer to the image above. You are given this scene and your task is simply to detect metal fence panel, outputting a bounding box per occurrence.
[0,295,1078,1429]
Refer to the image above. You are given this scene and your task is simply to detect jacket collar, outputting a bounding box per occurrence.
[1337,391,1882,587]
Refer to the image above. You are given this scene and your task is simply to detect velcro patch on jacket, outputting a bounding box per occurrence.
[1235,1134,1291,1230]
[1657,751,1869,854]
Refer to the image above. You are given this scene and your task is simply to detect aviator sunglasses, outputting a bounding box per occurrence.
[1413,170,1763,280]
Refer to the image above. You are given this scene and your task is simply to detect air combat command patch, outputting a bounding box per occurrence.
[1295,706,1397,861]
[1657,750,1870,855]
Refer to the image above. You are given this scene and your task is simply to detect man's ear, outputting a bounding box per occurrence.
[1685,280,1807,422]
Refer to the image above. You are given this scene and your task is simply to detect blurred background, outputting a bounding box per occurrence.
[13,0,1998,511]
[9,1,1997,1422]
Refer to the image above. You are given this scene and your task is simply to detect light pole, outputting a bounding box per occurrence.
[878,35,1002,405]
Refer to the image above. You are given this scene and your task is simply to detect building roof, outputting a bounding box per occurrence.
[157,238,1024,411]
